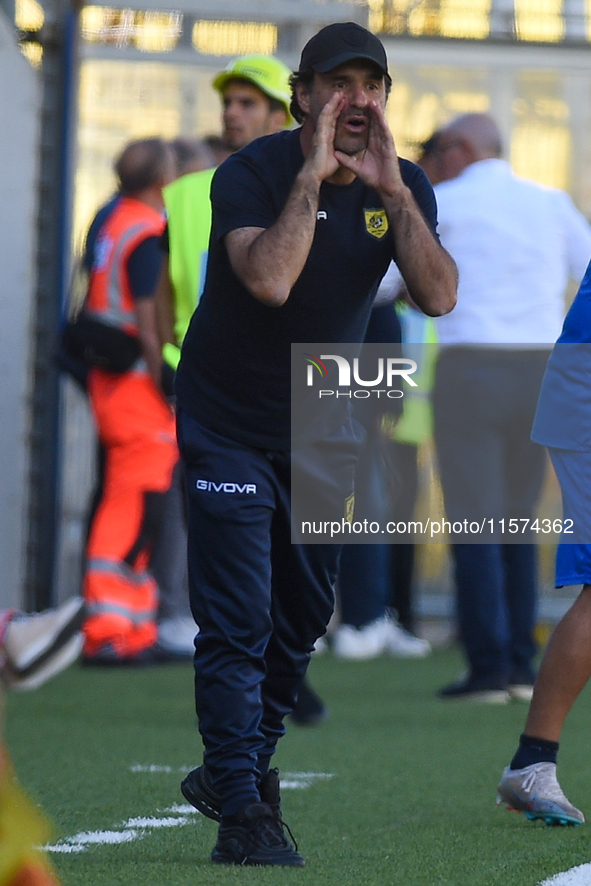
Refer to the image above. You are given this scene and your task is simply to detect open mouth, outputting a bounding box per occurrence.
[342,116,368,133]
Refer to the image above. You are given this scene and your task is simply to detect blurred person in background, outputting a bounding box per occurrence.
[431,113,591,702]
[386,132,443,637]
[60,140,202,661]
[333,133,443,660]
[149,137,215,659]
[333,275,433,660]
[169,136,215,178]
[155,54,293,372]
[77,138,180,665]
[203,134,232,166]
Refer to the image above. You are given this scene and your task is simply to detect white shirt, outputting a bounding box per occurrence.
[434,159,591,346]
[374,260,402,306]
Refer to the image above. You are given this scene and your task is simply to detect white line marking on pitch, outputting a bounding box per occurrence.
[44,770,334,854]
[130,764,334,790]
[280,771,334,789]
[538,863,591,885]
[44,806,195,854]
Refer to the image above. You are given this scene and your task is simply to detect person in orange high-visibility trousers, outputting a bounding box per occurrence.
[81,138,178,664]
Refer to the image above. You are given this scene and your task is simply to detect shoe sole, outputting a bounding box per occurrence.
[496,788,584,826]
[5,634,84,691]
[212,848,305,867]
[524,811,582,826]
[508,684,534,702]
[8,597,86,673]
[181,772,221,822]
[440,690,510,704]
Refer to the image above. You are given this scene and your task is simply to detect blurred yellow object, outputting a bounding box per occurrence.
[534,621,552,649]
[0,748,61,886]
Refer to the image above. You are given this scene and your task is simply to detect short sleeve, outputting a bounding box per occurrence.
[210,154,277,241]
[127,235,163,301]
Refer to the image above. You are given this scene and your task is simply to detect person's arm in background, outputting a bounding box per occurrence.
[559,191,591,285]
[154,256,177,349]
[128,236,169,400]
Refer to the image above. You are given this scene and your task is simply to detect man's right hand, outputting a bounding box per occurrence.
[301,93,345,185]
[225,93,347,307]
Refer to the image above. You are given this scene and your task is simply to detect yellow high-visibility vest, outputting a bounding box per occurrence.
[163,167,216,368]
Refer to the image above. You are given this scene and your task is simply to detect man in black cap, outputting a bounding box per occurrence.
[175,22,457,867]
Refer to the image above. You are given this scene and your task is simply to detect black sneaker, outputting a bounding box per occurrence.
[290,680,328,726]
[181,764,221,821]
[437,672,510,703]
[181,765,281,822]
[211,802,305,867]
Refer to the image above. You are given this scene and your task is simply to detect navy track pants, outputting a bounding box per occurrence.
[177,410,357,816]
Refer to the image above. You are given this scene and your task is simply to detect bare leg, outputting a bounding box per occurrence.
[525,584,591,741]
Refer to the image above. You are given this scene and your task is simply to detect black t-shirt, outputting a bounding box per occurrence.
[175,128,437,450]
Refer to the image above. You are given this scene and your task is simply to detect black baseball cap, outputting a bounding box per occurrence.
[298,22,390,80]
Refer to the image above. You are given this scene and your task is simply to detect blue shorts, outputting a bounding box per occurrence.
[549,447,591,587]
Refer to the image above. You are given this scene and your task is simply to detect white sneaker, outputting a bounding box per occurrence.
[496,762,584,826]
[158,617,198,656]
[383,615,431,658]
[2,597,85,672]
[332,616,388,660]
[5,634,84,691]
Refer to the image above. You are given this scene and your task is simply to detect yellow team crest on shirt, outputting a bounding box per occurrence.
[364,209,388,239]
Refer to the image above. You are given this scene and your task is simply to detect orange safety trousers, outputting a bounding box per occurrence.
[83,368,178,657]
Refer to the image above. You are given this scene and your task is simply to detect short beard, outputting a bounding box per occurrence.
[334,140,367,158]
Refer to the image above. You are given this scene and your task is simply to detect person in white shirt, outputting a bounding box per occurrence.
[432,112,591,702]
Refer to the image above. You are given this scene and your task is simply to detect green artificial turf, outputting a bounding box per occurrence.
[6,645,591,886]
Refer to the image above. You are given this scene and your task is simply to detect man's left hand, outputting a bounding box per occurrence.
[335,101,403,198]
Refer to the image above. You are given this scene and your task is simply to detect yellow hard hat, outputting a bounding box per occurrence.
[213,54,293,122]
